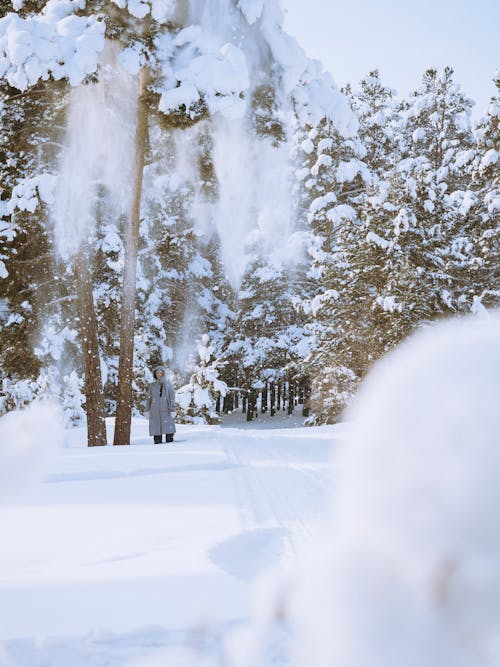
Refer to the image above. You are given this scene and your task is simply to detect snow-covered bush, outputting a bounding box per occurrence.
[60,370,86,427]
[307,364,358,425]
[0,377,41,414]
[1,365,86,427]
[176,334,227,425]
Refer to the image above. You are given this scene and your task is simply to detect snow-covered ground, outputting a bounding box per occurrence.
[0,413,340,666]
[2,313,499,667]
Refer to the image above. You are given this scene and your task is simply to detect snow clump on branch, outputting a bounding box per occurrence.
[0,1,105,90]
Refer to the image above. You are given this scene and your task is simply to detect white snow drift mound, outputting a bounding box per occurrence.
[293,312,500,667]
[0,402,63,501]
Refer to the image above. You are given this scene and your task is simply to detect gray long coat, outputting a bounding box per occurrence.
[146,378,176,436]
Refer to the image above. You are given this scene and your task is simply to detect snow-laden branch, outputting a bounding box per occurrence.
[7,173,56,214]
[0,1,105,90]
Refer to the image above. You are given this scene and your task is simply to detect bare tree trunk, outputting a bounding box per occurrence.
[74,248,107,447]
[261,382,268,413]
[270,382,276,416]
[246,389,256,422]
[287,380,294,415]
[113,67,150,446]
[302,379,311,417]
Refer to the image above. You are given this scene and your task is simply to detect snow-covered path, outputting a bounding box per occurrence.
[0,417,340,666]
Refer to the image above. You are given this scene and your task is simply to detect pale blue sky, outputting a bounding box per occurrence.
[282,0,499,116]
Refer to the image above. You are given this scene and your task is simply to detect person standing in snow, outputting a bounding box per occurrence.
[145,366,176,444]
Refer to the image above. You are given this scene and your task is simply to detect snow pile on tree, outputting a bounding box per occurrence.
[0,1,105,90]
[290,312,500,666]
[156,28,250,119]
[7,173,56,215]
[176,334,227,425]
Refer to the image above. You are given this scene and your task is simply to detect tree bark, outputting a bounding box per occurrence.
[270,382,276,416]
[287,381,295,415]
[246,389,256,422]
[261,382,268,413]
[74,247,107,447]
[113,67,150,446]
[302,380,311,418]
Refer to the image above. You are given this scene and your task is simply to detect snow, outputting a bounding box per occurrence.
[292,312,500,667]
[0,402,63,501]
[307,289,339,316]
[481,148,498,169]
[300,138,314,154]
[326,204,357,225]
[0,414,338,666]
[237,0,264,25]
[471,295,489,317]
[162,28,250,120]
[393,207,413,235]
[110,0,176,21]
[376,294,402,312]
[293,66,358,136]
[150,0,176,21]
[118,43,145,76]
[0,4,105,90]
[158,83,201,114]
[412,127,426,142]
[52,41,137,260]
[2,0,358,288]
[366,230,391,249]
[174,43,249,117]
[336,158,369,183]
[8,173,56,214]
[309,192,337,213]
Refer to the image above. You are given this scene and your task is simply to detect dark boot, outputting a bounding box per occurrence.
[165,434,174,443]
[153,435,162,444]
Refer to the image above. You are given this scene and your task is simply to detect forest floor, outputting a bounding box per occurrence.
[0,416,343,667]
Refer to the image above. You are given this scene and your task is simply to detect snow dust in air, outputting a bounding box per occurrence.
[52,41,138,261]
[0,402,63,502]
[179,0,302,287]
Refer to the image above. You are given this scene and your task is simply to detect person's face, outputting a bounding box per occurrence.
[155,370,164,380]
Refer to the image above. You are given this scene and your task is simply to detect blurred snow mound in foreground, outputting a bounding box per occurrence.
[0,402,63,501]
[293,312,500,667]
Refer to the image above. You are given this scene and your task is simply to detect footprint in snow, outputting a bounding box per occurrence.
[209,527,289,581]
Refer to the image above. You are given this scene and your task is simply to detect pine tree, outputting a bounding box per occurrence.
[461,73,500,311]
[386,68,476,324]
[296,112,371,422]
[227,257,311,419]
[349,70,399,176]
[176,334,227,425]
[0,74,71,406]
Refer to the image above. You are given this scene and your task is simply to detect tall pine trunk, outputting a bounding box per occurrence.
[74,247,107,447]
[113,67,150,446]
[270,382,276,416]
